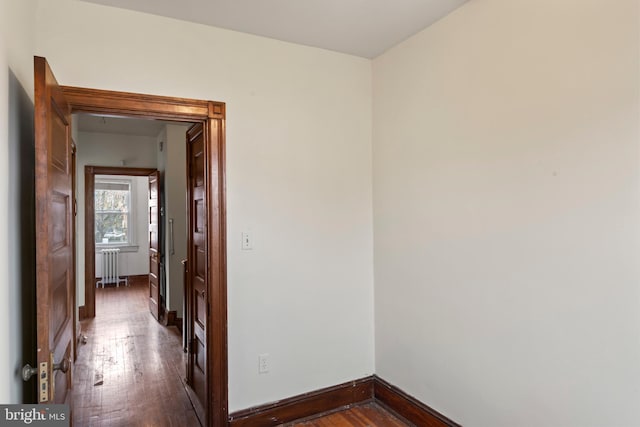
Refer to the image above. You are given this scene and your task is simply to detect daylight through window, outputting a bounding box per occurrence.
[95,180,131,245]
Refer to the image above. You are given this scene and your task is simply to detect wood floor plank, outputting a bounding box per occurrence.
[288,403,411,427]
[73,282,200,426]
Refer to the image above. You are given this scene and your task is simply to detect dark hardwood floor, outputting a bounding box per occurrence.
[73,280,200,426]
[288,403,410,427]
[74,280,408,426]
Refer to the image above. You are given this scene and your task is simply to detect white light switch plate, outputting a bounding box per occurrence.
[242,231,253,250]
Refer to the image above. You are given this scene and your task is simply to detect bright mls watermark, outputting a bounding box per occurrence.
[0,405,69,426]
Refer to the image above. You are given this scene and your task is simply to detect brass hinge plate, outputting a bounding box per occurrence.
[38,361,48,402]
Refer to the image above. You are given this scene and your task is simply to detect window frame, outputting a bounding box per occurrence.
[94,177,138,251]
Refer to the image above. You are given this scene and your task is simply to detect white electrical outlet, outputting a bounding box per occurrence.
[258,353,269,374]
[242,231,253,250]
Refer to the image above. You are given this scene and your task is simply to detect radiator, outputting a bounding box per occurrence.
[96,248,128,288]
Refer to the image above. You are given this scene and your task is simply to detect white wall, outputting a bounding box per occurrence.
[163,124,190,317]
[373,1,640,426]
[4,0,638,422]
[0,0,38,404]
[35,0,374,411]
[76,130,157,305]
[94,175,150,278]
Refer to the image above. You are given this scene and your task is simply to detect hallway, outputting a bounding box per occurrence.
[73,279,200,426]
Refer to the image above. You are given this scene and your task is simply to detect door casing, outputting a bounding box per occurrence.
[84,166,157,315]
[66,86,227,427]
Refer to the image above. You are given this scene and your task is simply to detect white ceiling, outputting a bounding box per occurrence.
[75,113,170,137]
[79,0,468,58]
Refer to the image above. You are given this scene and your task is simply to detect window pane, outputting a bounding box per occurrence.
[95,182,129,192]
[95,212,129,244]
[95,179,131,245]
[95,188,129,212]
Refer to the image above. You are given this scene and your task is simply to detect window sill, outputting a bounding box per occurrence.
[95,244,139,253]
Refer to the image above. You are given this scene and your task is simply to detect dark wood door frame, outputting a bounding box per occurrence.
[84,165,157,318]
[65,86,227,427]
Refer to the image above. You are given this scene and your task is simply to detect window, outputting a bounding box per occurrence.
[95,180,132,245]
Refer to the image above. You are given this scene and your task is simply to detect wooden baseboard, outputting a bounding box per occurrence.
[228,376,461,427]
[161,310,177,327]
[228,377,374,427]
[126,274,149,286]
[159,305,182,332]
[373,376,461,427]
[78,305,87,320]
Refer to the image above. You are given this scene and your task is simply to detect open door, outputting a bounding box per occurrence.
[148,171,162,320]
[71,142,77,363]
[30,56,73,404]
[185,122,208,423]
[54,84,226,426]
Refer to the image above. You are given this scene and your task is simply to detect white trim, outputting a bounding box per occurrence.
[94,176,137,247]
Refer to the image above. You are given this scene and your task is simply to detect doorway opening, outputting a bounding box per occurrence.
[63,85,227,427]
[83,166,158,319]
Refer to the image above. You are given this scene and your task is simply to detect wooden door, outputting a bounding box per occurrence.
[148,171,161,320]
[186,122,208,422]
[34,56,74,404]
[71,142,77,362]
